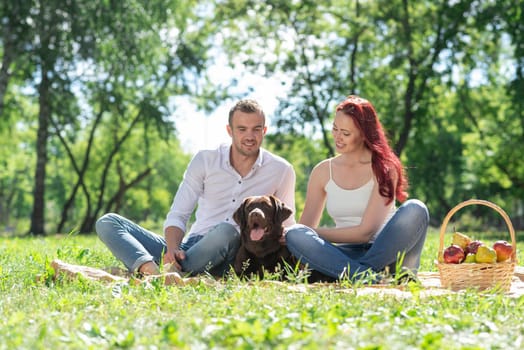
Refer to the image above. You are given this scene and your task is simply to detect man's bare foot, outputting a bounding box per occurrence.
[138,262,187,286]
[163,272,185,286]
[138,261,160,275]
[163,263,182,274]
[142,271,185,286]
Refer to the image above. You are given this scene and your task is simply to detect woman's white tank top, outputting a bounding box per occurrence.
[324,159,395,241]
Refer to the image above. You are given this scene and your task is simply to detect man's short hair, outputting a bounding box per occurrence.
[228,99,265,125]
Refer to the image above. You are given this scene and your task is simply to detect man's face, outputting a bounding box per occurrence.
[227,111,267,157]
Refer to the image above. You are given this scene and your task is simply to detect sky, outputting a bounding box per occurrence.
[173,75,288,155]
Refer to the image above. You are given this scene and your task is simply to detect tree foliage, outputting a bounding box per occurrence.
[1,0,216,234]
[1,0,524,234]
[214,0,524,227]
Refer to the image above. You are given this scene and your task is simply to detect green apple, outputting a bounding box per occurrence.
[464,253,476,263]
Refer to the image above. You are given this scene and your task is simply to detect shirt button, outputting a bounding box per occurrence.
[238,181,241,184]
[232,199,236,202]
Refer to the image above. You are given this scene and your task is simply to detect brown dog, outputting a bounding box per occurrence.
[233,195,294,278]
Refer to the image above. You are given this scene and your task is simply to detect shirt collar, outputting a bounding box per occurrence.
[254,148,265,168]
[222,144,265,169]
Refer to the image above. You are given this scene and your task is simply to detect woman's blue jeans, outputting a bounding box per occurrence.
[285,199,429,281]
[96,213,240,276]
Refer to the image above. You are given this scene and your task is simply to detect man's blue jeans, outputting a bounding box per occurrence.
[96,213,240,276]
[285,199,429,280]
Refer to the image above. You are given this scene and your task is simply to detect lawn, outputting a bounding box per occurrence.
[1,228,523,349]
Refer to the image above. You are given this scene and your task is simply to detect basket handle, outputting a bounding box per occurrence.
[438,199,517,263]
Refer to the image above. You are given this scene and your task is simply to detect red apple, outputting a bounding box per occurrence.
[465,240,484,255]
[493,240,513,262]
[443,244,465,264]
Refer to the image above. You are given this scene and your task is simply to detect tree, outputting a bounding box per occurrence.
[3,0,524,233]
[47,0,217,233]
[2,1,221,234]
[0,2,33,124]
[214,0,524,225]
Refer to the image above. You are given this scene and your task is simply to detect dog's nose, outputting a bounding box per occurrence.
[249,208,265,219]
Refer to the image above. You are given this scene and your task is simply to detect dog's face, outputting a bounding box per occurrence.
[233,195,293,257]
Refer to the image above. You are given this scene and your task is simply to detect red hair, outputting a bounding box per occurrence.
[336,95,408,204]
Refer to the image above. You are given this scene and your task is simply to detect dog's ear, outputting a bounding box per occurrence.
[233,197,248,227]
[269,195,293,224]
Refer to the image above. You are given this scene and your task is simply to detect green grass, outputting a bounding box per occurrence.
[1,229,523,349]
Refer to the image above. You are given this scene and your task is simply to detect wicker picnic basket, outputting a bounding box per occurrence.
[436,199,517,291]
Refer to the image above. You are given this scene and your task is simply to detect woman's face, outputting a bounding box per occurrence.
[331,111,365,153]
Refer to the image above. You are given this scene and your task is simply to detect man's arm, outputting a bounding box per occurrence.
[162,151,206,267]
[163,152,205,235]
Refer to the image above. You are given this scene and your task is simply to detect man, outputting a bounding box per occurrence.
[96,99,296,279]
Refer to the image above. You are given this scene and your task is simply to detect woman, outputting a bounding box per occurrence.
[285,95,429,282]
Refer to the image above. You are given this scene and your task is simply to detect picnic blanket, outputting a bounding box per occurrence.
[342,270,524,298]
[49,259,524,297]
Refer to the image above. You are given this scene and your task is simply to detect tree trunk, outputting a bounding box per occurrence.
[29,66,50,235]
[79,166,152,233]
[54,109,104,234]
[78,107,143,233]
[0,43,13,120]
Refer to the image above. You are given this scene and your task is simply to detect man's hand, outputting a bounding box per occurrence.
[164,226,186,271]
[163,249,185,271]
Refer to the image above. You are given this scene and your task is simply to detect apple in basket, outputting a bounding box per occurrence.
[443,245,465,264]
[464,240,484,255]
[493,240,513,262]
[464,253,476,263]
